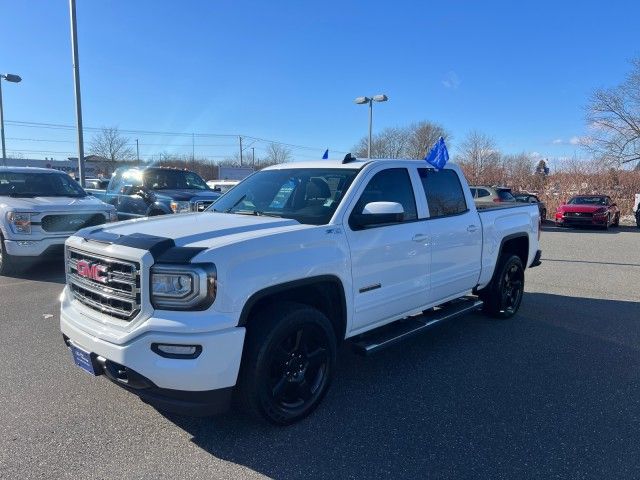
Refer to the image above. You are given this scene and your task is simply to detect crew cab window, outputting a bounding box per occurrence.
[418,168,467,218]
[350,168,418,225]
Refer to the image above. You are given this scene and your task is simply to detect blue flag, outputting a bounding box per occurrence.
[424,137,449,169]
[322,149,329,159]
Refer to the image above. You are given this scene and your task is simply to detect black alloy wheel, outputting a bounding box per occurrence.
[500,261,524,316]
[480,254,525,319]
[268,325,330,412]
[238,302,337,425]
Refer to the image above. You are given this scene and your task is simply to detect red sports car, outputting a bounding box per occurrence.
[555,195,620,229]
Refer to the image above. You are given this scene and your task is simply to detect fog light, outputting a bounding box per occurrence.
[17,241,35,246]
[151,343,202,359]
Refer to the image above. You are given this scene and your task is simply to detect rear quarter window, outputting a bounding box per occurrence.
[418,169,468,218]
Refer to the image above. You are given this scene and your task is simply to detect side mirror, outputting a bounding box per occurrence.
[351,201,405,229]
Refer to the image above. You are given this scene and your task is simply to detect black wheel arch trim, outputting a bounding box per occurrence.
[238,275,348,336]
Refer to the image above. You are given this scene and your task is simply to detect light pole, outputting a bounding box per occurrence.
[354,94,388,159]
[0,73,22,167]
[69,0,86,186]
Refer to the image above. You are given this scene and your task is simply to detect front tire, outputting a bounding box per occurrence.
[0,233,18,276]
[480,254,525,319]
[238,302,337,425]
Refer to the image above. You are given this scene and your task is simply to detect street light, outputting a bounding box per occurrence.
[354,94,388,159]
[0,73,22,167]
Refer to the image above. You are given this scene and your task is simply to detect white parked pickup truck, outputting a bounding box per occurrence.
[60,158,541,424]
[634,193,640,228]
[0,167,117,275]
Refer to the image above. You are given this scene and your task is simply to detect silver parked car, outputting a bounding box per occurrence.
[470,185,517,204]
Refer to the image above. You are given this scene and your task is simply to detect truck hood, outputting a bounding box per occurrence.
[86,212,308,247]
[152,189,220,202]
[0,195,113,212]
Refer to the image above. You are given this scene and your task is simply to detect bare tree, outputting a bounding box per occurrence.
[353,121,450,159]
[263,143,292,164]
[501,153,534,189]
[456,131,502,184]
[585,57,640,167]
[89,127,135,163]
[405,121,450,159]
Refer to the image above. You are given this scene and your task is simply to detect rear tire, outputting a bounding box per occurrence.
[237,302,337,425]
[480,254,525,319]
[0,233,18,276]
[612,213,620,227]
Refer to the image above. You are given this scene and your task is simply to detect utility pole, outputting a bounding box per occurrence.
[0,79,5,166]
[239,136,243,166]
[191,133,195,161]
[69,0,85,186]
[135,138,140,165]
[251,147,255,167]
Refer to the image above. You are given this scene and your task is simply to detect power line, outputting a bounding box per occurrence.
[4,119,348,154]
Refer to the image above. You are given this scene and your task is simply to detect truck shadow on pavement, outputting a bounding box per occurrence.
[4,258,66,284]
[542,224,639,235]
[160,292,640,479]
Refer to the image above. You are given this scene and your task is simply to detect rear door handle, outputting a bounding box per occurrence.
[467,225,479,232]
[412,233,429,242]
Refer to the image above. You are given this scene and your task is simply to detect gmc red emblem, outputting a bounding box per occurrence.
[76,260,108,284]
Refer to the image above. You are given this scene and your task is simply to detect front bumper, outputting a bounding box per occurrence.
[3,236,67,257]
[62,334,233,415]
[60,306,246,415]
[555,215,607,226]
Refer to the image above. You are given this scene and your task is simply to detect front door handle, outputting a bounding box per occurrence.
[412,233,429,243]
[467,225,479,232]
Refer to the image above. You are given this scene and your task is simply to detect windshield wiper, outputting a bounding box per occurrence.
[254,210,282,218]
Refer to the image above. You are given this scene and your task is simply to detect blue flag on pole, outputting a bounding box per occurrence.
[322,149,329,159]
[424,137,449,169]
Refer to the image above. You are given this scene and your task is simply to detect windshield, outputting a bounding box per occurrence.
[568,196,607,205]
[143,169,209,190]
[211,168,359,225]
[0,172,86,197]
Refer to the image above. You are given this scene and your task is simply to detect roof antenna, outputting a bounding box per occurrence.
[342,153,357,164]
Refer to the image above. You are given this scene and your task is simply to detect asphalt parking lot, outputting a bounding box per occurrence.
[1,225,639,480]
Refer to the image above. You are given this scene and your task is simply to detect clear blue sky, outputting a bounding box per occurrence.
[1,0,638,163]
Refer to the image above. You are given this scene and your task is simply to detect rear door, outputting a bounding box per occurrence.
[416,168,482,302]
[344,167,430,332]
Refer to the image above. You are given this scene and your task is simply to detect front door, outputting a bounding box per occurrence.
[344,167,430,333]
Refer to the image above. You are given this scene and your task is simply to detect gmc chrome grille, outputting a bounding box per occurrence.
[66,248,141,321]
[193,201,214,212]
[42,213,107,233]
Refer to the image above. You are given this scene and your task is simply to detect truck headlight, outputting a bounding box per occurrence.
[170,201,191,214]
[7,212,32,234]
[150,264,216,310]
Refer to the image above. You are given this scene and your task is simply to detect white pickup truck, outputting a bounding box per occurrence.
[60,158,541,424]
[634,193,639,227]
[0,167,117,275]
